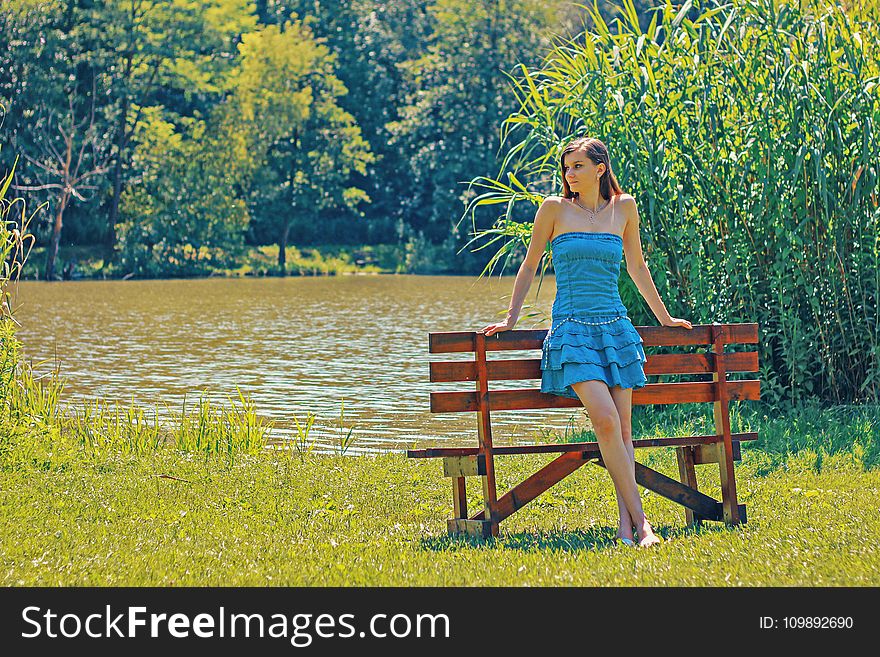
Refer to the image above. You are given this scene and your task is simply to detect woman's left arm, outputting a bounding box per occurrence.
[620,195,692,329]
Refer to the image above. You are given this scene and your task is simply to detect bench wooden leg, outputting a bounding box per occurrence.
[474,332,500,537]
[712,329,744,526]
[447,518,496,538]
[480,473,500,537]
[441,454,497,538]
[716,442,746,525]
[452,476,467,520]
[446,477,496,537]
[676,446,702,527]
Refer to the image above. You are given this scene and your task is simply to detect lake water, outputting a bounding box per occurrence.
[12,274,592,454]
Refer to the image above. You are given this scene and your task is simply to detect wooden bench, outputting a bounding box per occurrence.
[406,323,760,538]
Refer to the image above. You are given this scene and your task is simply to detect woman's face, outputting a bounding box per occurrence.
[563,150,605,192]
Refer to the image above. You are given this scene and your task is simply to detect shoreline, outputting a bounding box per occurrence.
[19,243,514,281]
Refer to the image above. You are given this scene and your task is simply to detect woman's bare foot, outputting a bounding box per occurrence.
[635,519,661,547]
[616,519,635,544]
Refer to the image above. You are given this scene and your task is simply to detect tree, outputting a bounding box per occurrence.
[227,20,374,274]
[116,107,250,277]
[386,0,562,271]
[13,85,110,280]
[76,0,256,264]
[0,0,84,262]
[252,1,434,245]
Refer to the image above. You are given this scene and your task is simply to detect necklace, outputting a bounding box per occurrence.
[573,196,609,224]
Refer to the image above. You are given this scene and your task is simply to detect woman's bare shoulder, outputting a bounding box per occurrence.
[537,195,565,218]
[542,195,566,206]
[615,193,638,214]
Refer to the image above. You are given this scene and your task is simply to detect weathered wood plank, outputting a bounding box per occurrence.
[644,351,758,375]
[452,477,467,519]
[447,518,495,538]
[430,359,541,383]
[429,351,759,383]
[594,460,724,521]
[428,324,759,354]
[430,380,761,413]
[430,330,546,353]
[406,432,758,459]
[692,441,742,464]
[639,323,758,347]
[431,388,576,412]
[471,451,590,523]
[443,455,486,477]
[713,327,741,525]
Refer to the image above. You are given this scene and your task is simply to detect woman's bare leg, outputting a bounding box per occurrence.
[609,385,636,541]
[571,380,660,547]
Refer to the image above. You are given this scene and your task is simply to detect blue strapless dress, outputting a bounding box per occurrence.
[540,231,648,397]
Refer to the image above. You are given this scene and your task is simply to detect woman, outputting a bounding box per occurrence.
[481,137,693,547]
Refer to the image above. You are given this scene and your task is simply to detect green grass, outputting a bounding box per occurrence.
[1,434,877,586]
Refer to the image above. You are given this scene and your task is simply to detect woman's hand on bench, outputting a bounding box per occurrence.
[661,316,694,330]
[481,316,517,336]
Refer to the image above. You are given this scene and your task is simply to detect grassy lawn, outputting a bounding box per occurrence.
[2,438,877,586]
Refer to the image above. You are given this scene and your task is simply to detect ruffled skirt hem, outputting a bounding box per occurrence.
[540,317,648,397]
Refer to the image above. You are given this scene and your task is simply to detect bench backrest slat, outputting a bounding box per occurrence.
[430,379,760,413]
[429,351,759,383]
[429,323,758,353]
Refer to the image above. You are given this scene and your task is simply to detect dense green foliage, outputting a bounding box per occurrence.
[0,0,575,277]
[117,112,252,277]
[466,0,880,406]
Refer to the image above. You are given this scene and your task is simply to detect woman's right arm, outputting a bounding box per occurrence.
[481,197,558,336]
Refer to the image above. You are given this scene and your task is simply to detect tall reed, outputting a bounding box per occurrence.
[0,151,45,451]
[463,0,880,406]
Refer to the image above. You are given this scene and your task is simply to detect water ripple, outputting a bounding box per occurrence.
[13,275,588,453]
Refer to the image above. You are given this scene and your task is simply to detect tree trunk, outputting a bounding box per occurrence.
[255,0,270,23]
[105,91,129,267]
[278,221,291,277]
[106,49,161,269]
[279,129,298,277]
[45,193,69,281]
